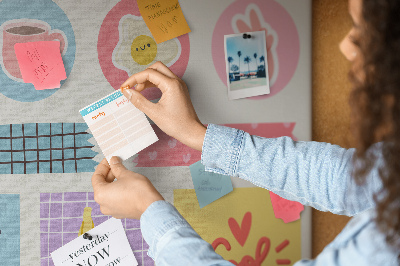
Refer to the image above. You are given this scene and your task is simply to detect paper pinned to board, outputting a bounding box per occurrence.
[189,160,233,208]
[137,0,191,43]
[14,41,66,90]
[51,218,138,266]
[269,191,304,223]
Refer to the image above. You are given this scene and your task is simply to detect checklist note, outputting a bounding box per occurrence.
[79,90,158,162]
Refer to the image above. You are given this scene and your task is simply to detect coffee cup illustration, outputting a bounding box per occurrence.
[1,19,68,82]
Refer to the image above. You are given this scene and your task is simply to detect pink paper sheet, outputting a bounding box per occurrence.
[269,191,304,223]
[14,41,66,90]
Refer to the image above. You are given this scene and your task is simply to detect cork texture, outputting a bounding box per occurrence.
[312,0,353,257]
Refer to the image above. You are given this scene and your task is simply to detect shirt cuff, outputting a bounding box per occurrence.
[201,124,245,176]
[140,200,192,259]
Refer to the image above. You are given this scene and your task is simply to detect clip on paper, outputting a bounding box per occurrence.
[120,84,130,92]
[242,33,252,39]
[82,233,94,240]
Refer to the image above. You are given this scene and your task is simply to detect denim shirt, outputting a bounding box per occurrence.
[140,124,399,265]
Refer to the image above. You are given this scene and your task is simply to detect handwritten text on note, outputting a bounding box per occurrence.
[14,41,66,90]
[137,0,191,43]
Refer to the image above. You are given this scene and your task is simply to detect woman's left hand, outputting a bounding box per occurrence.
[91,157,164,220]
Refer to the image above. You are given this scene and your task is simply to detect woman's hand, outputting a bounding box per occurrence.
[91,157,164,220]
[120,61,206,151]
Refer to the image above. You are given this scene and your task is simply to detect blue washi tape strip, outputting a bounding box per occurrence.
[79,91,123,117]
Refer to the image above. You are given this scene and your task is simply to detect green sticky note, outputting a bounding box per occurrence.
[189,160,233,208]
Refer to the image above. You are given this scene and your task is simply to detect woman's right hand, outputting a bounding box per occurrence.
[120,61,207,151]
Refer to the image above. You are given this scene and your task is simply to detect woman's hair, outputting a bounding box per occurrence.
[350,0,400,252]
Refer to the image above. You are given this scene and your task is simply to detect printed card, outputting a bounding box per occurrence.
[79,90,158,162]
[51,218,138,266]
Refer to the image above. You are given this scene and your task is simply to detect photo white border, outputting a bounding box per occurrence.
[224,30,270,100]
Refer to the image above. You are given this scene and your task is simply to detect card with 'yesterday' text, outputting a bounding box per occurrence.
[51,218,137,266]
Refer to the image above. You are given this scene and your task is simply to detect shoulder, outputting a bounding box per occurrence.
[323,209,399,265]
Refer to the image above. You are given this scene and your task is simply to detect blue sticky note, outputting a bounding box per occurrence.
[189,161,233,208]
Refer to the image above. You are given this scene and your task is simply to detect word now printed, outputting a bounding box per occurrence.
[51,218,137,266]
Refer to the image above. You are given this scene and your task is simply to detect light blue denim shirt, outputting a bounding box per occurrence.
[140,124,399,265]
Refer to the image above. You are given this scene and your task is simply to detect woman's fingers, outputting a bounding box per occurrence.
[120,68,174,94]
[91,159,110,190]
[135,81,156,92]
[121,87,158,118]
[105,168,116,183]
[147,61,177,79]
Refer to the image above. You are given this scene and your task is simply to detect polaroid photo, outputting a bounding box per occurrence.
[224,30,270,100]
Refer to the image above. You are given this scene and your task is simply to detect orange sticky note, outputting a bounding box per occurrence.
[137,0,191,44]
[14,41,67,90]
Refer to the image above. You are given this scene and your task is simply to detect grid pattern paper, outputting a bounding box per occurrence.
[40,192,153,266]
[0,123,98,174]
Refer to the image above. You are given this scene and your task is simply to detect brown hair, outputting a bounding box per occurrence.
[350,0,400,253]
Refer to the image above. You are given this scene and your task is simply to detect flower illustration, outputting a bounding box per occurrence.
[112,14,181,76]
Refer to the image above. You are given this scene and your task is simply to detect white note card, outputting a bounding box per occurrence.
[51,218,138,266]
[79,89,158,162]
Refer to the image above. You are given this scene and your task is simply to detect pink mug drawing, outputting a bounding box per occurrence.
[1,19,68,82]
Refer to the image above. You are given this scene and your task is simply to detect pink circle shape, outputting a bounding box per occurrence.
[212,0,300,99]
[97,0,190,100]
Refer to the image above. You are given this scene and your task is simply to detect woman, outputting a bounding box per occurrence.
[91,0,400,264]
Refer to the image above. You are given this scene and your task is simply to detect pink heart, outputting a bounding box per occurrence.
[228,212,252,247]
[168,138,177,148]
[183,153,191,163]
[148,151,157,160]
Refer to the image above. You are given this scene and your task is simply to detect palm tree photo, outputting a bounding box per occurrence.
[237,51,242,77]
[260,55,265,71]
[225,31,269,93]
[227,56,233,73]
[253,53,258,72]
[244,56,251,77]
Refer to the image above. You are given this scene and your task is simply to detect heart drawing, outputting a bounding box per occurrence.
[168,138,177,148]
[212,210,291,265]
[183,153,191,163]
[148,151,157,160]
[228,212,252,247]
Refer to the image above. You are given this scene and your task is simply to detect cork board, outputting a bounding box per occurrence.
[312,0,353,257]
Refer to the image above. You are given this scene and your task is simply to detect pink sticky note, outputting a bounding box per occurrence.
[14,41,67,90]
[269,191,304,223]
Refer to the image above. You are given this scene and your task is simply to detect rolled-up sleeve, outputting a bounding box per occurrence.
[201,124,382,216]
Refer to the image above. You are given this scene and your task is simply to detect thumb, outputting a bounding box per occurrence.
[109,156,129,179]
[92,159,110,188]
[123,89,156,118]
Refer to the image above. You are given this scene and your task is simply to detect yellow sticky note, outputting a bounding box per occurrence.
[137,0,191,44]
[174,188,301,265]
